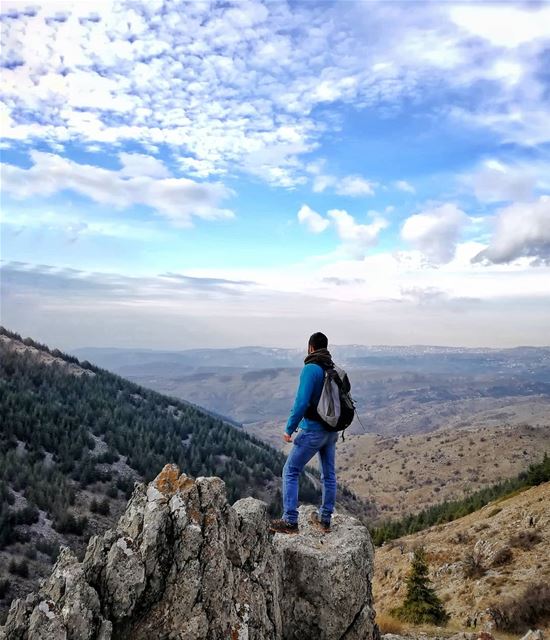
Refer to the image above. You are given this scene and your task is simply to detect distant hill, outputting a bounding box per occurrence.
[75,345,550,438]
[374,480,550,633]
[0,328,373,620]
[336,423,550,519]
[74,344,550,376]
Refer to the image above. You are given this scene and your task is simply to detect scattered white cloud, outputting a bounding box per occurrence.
[309,165,376,197]
[395,180,415,194]
[335,176,376,197]
[297,204,329,234]
[312,174,337,194]
[1,151,234,227]
[473,196,550,264]
[450,5,550,48]
[2,0,548,187]
[0,208,166,243]
[400,286,479,307]
[297,204,388,257]
[450,106,550,149]
[401,203,468,263]
[328,209,388,258]
[463,158,550,203]
[119,152,171,179]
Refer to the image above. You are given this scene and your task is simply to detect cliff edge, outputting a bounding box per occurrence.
[1,464,378,640]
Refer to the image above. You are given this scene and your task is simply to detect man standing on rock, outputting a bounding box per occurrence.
[270,332,341,535]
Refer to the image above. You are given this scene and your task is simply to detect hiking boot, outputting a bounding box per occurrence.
[269,519,299,534]
[309,512,331,533]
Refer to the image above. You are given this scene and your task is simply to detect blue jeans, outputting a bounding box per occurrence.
[282,429,338,525]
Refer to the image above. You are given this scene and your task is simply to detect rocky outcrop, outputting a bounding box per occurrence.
[1,464,378,640]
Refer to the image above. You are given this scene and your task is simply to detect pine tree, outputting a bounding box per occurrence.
[391,547,449,625]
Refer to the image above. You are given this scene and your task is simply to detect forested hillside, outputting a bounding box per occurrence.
[0,328,370,617]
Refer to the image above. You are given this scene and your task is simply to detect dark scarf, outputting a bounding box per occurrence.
[304,347,334,369]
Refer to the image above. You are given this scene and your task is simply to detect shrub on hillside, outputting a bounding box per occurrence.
[53,511,88,535]
[509,529,542,550]
[106,483,118,499]
[391,547,449,625]
[0,578,9,599]
[491,546,513,567]
[450,531,470,544]
[35,538,60,561]
[90,497,110,516]
[462,552,486,579]
[492,582,550,631]
[8,558,29,578]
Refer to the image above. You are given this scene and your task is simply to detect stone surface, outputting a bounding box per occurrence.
[276,505,378,640]
[1,464,378,640]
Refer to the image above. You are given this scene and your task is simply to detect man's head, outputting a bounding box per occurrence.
[308,332,328,354]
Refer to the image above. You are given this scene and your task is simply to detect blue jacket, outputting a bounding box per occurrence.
[285,363,325,435]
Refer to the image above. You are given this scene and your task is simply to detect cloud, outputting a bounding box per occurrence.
[3,1,548,186]
[310,167,375,197]
[297,203,388,257]
[473,196,550,264]
[328,209,388,258]
[312,174,337,194]
[322,277,365,287]
[467,160,536,203]
[1,151,234,227]
[119,152,171,179]
[0,208,168,242]
[3,255,550,349]
[297,204,330,233]
[400,286,479,307]
[450,5,550,48]
[335,176,376,197]
[159,273,257,289]
[401,203,468,263]
[1,262,256,301]
[395,180,415,194]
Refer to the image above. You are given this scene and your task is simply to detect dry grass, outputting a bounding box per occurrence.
[376,612,404,634]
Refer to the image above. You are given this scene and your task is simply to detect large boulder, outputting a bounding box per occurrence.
[1,464,378,640]
[276,505,378,640]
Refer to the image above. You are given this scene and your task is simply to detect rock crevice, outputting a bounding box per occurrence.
[1,464,379,640]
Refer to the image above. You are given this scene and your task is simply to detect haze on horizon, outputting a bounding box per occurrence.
[1,0,549,350]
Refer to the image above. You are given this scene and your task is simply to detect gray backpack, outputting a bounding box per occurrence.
[310,365,355,432]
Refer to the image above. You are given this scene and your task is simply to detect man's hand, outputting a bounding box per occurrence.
[283,433,292,443]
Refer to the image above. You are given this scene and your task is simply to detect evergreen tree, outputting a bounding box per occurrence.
[391,547,449,625]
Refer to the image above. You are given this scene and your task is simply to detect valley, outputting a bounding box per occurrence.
[2,332,549,632]
[76,344,550,519]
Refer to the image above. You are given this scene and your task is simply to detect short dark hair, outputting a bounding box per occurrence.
[308,332,328,351]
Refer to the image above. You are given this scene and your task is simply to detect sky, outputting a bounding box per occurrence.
[1,0,550,350]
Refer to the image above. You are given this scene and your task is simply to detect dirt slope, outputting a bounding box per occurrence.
[374,482,550,633]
